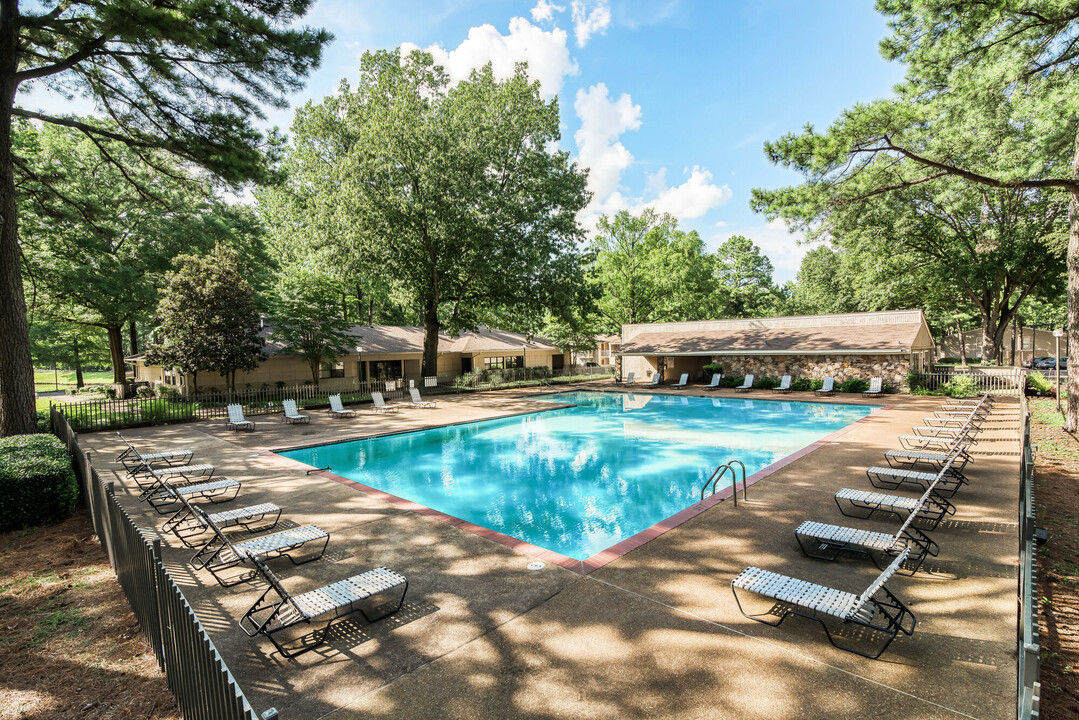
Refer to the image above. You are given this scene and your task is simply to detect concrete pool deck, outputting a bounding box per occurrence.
[77,384,1021,720]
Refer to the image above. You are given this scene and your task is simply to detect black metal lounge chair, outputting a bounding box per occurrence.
[866,465,967,497]
[731,548,914,659]
[160,483,282,548]
[226,404,255,431]
[794,487,940,574]
[115,432,194,474]
[140,473,240,513]
[833,487,956,530]
[190,506,328,587]
[239,555,408,658]
[129,461,216,488]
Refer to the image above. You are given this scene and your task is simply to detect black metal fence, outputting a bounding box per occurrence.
[52,408,275,720]
[1017,394,1041,719]
[54,366,617,432]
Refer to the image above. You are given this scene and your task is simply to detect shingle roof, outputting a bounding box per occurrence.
[620,312,930,356]
[261,323,558,356]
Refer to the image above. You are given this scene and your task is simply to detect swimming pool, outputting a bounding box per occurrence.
[278,391,877,562]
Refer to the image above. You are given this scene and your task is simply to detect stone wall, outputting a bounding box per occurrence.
[713,354,911,389]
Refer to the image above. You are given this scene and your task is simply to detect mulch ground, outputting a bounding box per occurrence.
[0,509,179,720]
[1030,397,1079,718]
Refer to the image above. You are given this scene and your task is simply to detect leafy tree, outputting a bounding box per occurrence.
[28,318,110,388]
[590,209,717,327]
[751,1,1079,425]
[19,123,272,386]
[712,235,783,317]
[269,267,354,388]
[0,1,329,436]
[263,49,589,376]
[145,246,264,393]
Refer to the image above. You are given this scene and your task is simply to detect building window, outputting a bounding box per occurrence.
[484,356,524,370]
[320,361,345,379]
[369,360,402,381]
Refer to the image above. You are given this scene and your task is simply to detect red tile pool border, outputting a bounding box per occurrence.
[272,400,893,575]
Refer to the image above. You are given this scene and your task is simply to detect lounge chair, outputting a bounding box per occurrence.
[370,391,400,414]
[734,374,754,393]
[407,388,437,408]
[644,374,661,387]
[115,433,194,474]
[863,377,883,397]
[191,506,329,587]
[898,433,973,451]
[620,371,636,385]
[328,394,356,418]
[815,377,835,396]
[239,555,408,658]
[703,373,721,390]
[282,399,310,424]
[867,464,967,498]
[773,375,792,394]
[834,486,955,530]
[795,486,941,574]
[671,373,689,388]
[141,475,241,513]
[731,548,914,659]
[160,482,282,548]
[129,461,216,490]
[226,404,255,431]
[884,448,972,477]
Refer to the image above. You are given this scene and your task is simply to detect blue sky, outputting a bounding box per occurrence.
[24,1,906,282]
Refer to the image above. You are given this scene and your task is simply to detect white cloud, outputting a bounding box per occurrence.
[639,166,732,219]
[714,220,729,228]
[571,0,611,46]
[713,219,809,283]
[574,83,642,204]
[400,17,578,99]
[531,0,564,23]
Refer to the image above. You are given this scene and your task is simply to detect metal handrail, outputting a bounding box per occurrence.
[701,460,748,506]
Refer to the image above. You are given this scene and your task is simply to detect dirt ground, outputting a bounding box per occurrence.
[0,509,179,720]
[1030,397,1079,718]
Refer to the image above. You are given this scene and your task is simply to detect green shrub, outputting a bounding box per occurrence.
[941,374,979,398]
[1027,371,1054,396]
[753,376,779,390]
[836,378,870,394]
[720,375,745,388]
[702,363,724,375]
[790,378,823,392]
[35,410,50,433]
[0,434,78,531]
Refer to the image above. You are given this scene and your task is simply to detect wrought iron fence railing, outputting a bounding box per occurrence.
[1017,393,1041,719]
[54,367,617,432]
[51,408,275,720]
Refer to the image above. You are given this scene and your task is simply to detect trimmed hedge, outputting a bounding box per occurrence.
[0,434,78,531]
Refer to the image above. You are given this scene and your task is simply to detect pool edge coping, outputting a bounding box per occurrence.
[269,396,893,576]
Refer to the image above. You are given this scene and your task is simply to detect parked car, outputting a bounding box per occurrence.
[1035,357,1068,371]
[1024,357,1053,369]
[582,361,599,367]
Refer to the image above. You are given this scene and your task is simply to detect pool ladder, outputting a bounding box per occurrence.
[701,460,748,507]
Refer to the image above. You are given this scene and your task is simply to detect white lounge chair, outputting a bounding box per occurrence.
[773,375,792,394]
[371,391,400,414]
[815,377,835,396]
[282,399,310,424]
[731,548,915,659]
[645,374,661,387]
[734,374,754,392]
[226,404,254,431]
[328,394,356,418]
[407,388,437,408]
[703,373,721,390]
[863,377,883,397]
[115,433,194,474]
[620,371,636,385]
[671,373,689,388]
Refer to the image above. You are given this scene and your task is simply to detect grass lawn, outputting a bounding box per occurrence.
[34,369,112,392]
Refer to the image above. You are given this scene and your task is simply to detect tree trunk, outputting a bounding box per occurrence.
[106,325,127,384]
[980,307,999,364]
[73,336,84,388]
[0,3,37,436]
[1066,182,1079,431]
[308,355,320,388]
[355,283,364,323]
[190,370,198,395]
[128,320,138,356]
[369,298,373,325]
[956,319,967,367]
[422,301,439,377]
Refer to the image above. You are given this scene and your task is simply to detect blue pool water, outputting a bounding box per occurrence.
[278,391,876,560]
